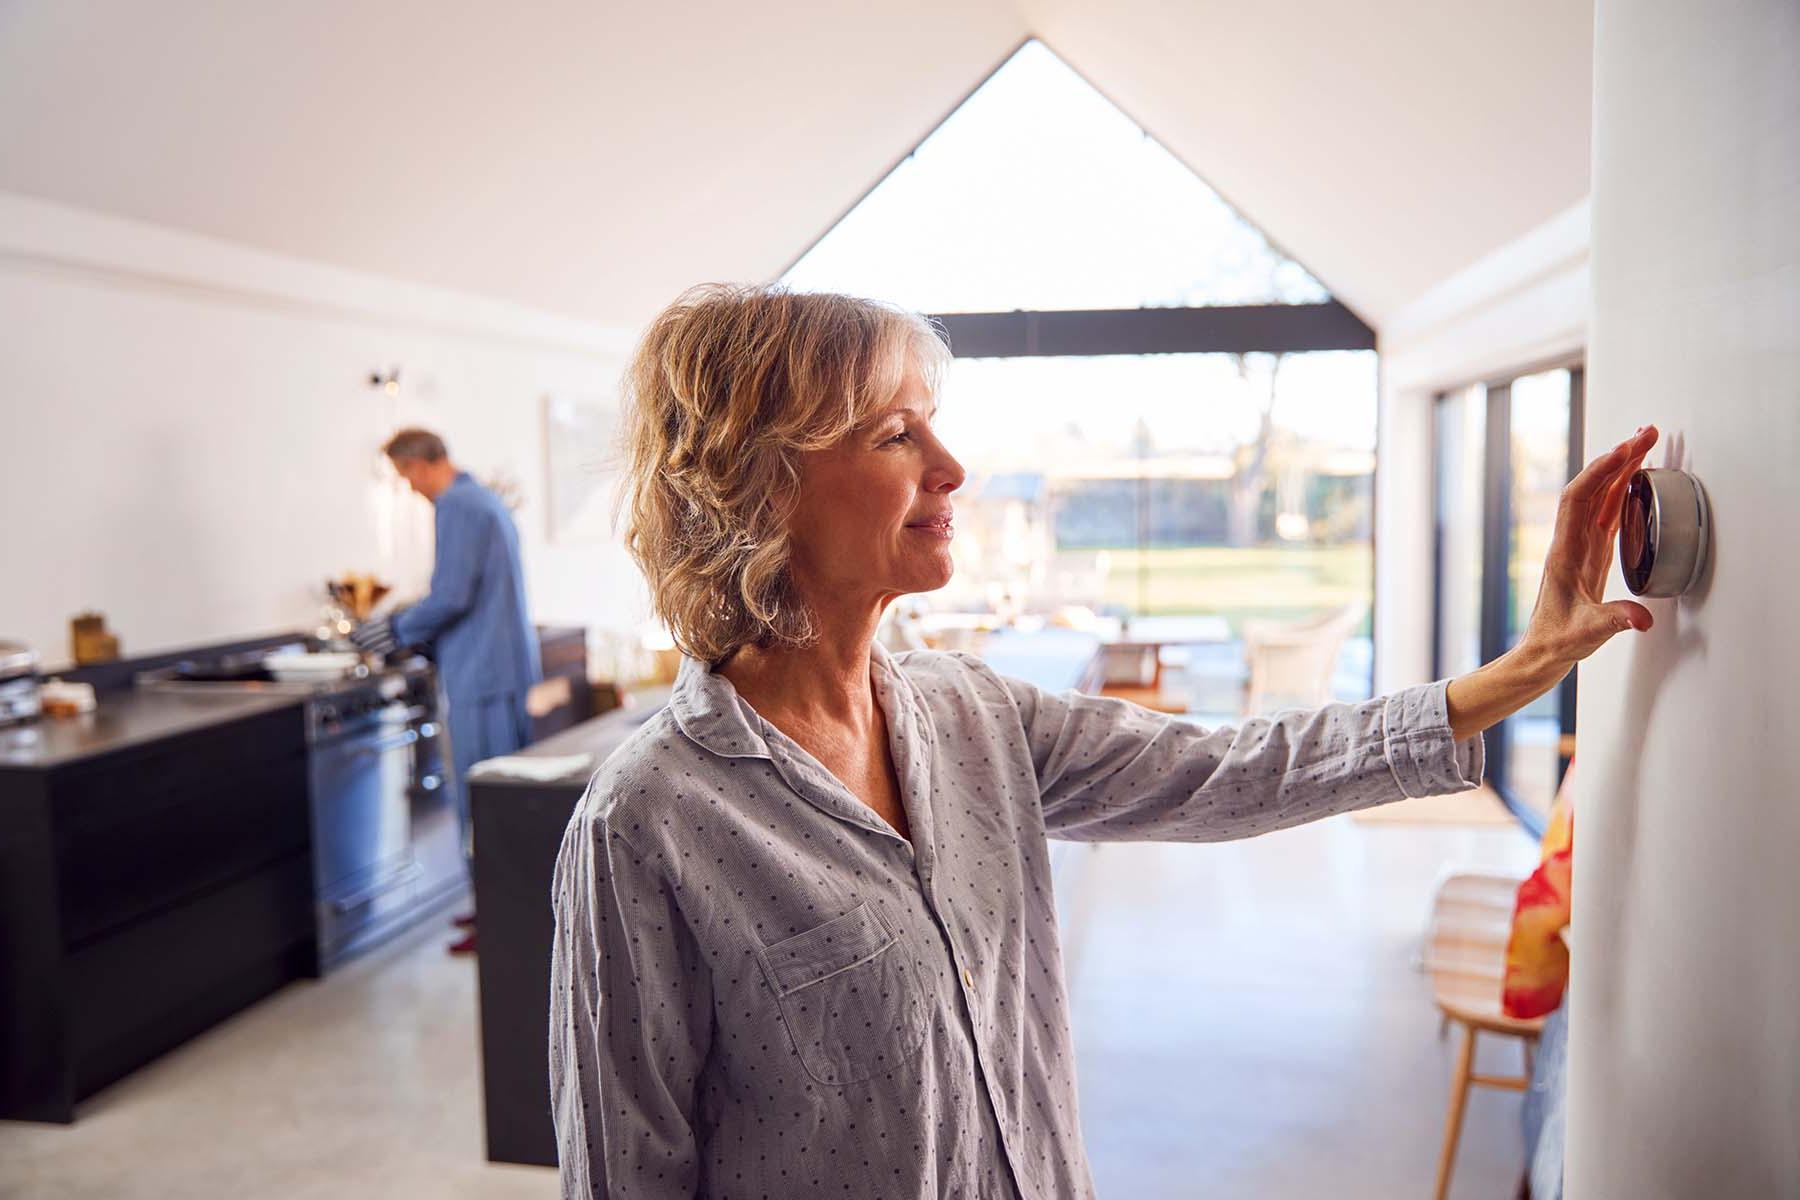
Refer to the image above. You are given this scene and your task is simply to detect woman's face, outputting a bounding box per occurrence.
[785,360,966,615]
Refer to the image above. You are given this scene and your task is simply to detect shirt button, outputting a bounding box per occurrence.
[962,966,975,988]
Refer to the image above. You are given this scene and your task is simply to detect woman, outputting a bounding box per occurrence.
[550,284,1656,1199]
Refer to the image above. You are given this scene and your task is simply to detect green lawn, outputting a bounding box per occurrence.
[1064,544,1374,635]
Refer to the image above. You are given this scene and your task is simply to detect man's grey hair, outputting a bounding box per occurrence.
[382,427,448,463]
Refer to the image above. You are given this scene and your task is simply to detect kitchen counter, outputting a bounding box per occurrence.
[472,683,671,789]
[0,689,302,771]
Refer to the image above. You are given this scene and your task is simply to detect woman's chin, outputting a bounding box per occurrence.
[893,558,954,596]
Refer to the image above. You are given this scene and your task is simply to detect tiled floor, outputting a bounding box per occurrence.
[2,812,1537,1199]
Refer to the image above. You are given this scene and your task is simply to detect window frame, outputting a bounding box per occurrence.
[1430,358,1584,837]
[928,322,1380,704]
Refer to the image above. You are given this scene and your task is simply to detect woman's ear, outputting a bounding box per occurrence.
[771,453,807,514]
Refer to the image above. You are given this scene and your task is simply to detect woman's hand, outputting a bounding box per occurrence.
[1444,424,1659,743]
[1519,424,1661,668]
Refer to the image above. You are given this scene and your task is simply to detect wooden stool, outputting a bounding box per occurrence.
[1423,871,1545,1200]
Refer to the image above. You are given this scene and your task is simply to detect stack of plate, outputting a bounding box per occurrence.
[262,651,361,684]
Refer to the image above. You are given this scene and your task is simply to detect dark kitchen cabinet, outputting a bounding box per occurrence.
[0,700,315,1122]
[530,625,590,743]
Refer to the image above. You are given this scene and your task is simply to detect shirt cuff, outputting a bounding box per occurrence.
[1382,678,1485,798]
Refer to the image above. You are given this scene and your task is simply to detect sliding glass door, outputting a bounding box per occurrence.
[1432,364,1584,835]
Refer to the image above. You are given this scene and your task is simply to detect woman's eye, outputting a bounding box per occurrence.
[884,430,911,446]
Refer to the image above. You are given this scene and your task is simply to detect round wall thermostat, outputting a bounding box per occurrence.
[1618,467,1710,597]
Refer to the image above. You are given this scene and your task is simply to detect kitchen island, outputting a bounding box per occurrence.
[0,687,314,1123]
[469,689,670,1166]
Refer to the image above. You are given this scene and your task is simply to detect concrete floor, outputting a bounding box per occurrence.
[0,910,549,1200]
[2,814,1536,1199]
[1061,815,1538,1199]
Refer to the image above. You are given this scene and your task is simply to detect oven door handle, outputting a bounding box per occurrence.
[330,858,424,914]
[354,729,420,756]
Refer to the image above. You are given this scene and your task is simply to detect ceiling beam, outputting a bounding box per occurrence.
[928,301,1375,358]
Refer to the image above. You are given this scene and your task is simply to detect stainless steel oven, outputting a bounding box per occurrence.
[307,692,420,967]
[137,649,464,972]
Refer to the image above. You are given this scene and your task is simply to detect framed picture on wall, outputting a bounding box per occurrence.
[542,394,620,545]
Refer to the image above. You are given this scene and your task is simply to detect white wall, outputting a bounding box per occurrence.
[1570,2,1800,1195]
[0,192,648,670]
[1373,201,1590,693]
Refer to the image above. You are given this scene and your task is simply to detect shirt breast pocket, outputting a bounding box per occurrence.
[755,901,928,1086]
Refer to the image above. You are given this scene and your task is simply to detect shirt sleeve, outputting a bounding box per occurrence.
[391,498,484,647]
[550,795,713,1198]
[983,662,1484,842]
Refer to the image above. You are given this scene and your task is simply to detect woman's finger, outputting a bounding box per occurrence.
[1598,445,1653,532]
[1597,430,1659,530]
[1565,440,1632,508]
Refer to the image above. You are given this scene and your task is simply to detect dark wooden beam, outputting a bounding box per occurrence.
[928,301,1375,358]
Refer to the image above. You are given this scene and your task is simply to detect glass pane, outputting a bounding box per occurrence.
[923,350,1375,721]
[1434,387,1486,679]
[781,41,1329,313]
[1505,369,1573,819]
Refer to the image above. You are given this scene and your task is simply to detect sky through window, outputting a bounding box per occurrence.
[782,40,1330,313]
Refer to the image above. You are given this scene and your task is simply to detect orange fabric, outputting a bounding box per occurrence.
[1503,759,1575,1018]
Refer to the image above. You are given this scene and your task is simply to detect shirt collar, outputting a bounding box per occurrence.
[667,650,771,760]
[666,639,916,761]
[668,640,931,846]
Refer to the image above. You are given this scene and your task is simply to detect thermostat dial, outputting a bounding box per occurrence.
[1619,467,1710,597]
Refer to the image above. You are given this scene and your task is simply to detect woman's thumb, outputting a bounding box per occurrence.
[1603,600,1654,634]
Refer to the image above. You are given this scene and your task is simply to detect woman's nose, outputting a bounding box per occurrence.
[927,448,966,494]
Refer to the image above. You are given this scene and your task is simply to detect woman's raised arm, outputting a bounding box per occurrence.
[954,652,1482,843]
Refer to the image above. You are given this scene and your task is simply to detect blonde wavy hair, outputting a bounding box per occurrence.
[620,283,951,666]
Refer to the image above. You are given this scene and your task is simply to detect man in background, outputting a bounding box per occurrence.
[353,428,541,955]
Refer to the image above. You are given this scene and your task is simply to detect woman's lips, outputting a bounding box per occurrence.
[906,517,954,539]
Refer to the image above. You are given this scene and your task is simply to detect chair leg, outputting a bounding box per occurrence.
[1523,1035,1536,1079]
[1434,1023,1477,1200]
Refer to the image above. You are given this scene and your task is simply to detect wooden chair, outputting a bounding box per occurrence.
[1420,868,1545,1200]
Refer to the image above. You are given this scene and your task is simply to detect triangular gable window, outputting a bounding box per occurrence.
[783,40,1332,315]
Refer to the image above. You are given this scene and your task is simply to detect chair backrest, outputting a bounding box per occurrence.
[1240,601,1366,716]
[1422,869,1527,979]
[1423,867,1545,1032]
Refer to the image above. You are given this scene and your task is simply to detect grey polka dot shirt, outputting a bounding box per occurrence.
[549,643,1484,1198]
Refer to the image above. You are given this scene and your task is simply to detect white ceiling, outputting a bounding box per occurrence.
[0,0,1591,330]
